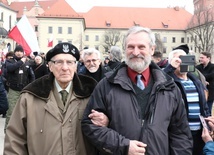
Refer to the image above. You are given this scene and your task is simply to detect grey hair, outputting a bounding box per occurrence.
[124,26,156,48]
[110,46,122,62]
[168,49,186,63]
[82,48,101,61]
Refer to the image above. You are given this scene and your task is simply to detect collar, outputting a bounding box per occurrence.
[55,79,71,93]
[127,67,150,87]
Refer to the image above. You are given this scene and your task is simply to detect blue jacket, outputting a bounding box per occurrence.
[0,76,8,114]
[203,141,214,155]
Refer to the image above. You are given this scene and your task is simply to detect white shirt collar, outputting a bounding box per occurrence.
[55,79,71,93]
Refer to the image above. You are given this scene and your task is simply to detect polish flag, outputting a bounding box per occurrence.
[8,15,40,56]
[48,36,53,47]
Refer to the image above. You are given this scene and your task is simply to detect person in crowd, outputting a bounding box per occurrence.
[81,48,110,82]
[103,57,110,67]
[0,75,8,118]
[152,50,168,68]
[107,46,123,70]
[196,52,214,113]
[32,55,49,79]
[3,42,108,155]
[81,26,193,155]
[77,48,86,74]
[1,51,14,92]
[202,116,214,155]
[4,45,35,129]
[164,47,210,155]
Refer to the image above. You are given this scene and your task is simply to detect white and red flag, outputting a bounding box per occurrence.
[8,15,40,56]
[48,36,53,47]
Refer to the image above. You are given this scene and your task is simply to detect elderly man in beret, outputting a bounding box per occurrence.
[3,42,106,155]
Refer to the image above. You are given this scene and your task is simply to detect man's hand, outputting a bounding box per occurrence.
[89,109,109,127]
[202,127,213,143]
[128,140,147,155]
[205,116,214,131]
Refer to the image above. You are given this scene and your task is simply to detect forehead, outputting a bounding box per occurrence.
[52,53,76,60]
[84,52,99,58]
[126,32,150,43]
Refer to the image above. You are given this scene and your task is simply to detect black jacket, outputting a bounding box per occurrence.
[6,58,35,91]
[0,76,8,114]
[196,62,214,102]
[82,62,193,155]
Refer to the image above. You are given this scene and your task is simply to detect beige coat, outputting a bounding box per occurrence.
[4,73,97,155]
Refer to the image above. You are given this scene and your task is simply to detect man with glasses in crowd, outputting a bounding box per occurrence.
[4,42,106,155]
[80,48,111,82]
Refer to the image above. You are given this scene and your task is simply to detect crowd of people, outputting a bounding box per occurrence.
[0,26,214,155]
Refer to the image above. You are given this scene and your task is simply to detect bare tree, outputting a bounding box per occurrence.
[154,33,164,52]
[102,29,122,53]
[187,7,214,53]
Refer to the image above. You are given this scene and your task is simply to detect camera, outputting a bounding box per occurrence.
[179,55,195,72]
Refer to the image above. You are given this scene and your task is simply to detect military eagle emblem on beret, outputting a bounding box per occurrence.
[63,44,69,53]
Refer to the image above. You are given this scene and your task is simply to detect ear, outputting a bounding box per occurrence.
[150,46,155,55]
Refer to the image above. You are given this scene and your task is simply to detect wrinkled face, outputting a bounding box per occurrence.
[125,32,155,73]
[83,53,101,73]
[15,51,24,58]
[199,54,210,66]
[48,54,77,88]
[35,56,42,65]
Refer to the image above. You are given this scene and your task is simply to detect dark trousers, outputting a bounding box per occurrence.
[192,130,204,155]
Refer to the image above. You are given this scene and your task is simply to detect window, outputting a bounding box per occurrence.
[58,40,62,43]
[9,15,12,29]
[162,37,167,43]
[58,27,62,34]
[95,35,99,41]
[95,46,99,50]
[35,25,38,32]
[163,47,167,53]
[68,27,72,34]
[68,40,72,44]
[1,12,3,21]
[172,37,176,43]
[48,26,53,34]
[85,35,89,41]
[187,37,189,43]
[181,37,184,43]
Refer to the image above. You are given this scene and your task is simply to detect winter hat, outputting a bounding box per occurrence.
[14,45,24,53]
[173,44,189,54]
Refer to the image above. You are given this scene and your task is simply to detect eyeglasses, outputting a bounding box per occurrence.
[50,59,76,66]
[85,59,99,64]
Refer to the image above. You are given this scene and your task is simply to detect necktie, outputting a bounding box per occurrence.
[60,90,68,105]
[136,74,145,90]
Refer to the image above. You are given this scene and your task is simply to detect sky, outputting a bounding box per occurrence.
[17,0,194,14]
[66,0,194,14]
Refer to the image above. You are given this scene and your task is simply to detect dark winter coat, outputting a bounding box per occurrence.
[196,62,214,102]
[0,76,8,114]
[82,62,193,155]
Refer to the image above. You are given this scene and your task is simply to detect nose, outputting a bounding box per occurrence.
[132,47,140,56]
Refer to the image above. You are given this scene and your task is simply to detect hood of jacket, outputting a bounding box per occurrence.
[22,73,97,100]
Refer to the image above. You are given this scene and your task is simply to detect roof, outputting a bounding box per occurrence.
[39,0,82,18]
[2,0,57,18]
[0,27,8,36]
[81,6,193,30]
[2,0,193,30]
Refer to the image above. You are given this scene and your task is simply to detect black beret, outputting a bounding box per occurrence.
[46,42,80,62]
[173,44,189,54]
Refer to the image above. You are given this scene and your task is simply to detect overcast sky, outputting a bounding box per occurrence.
[17,0,194,14]
[66,0,194,14]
